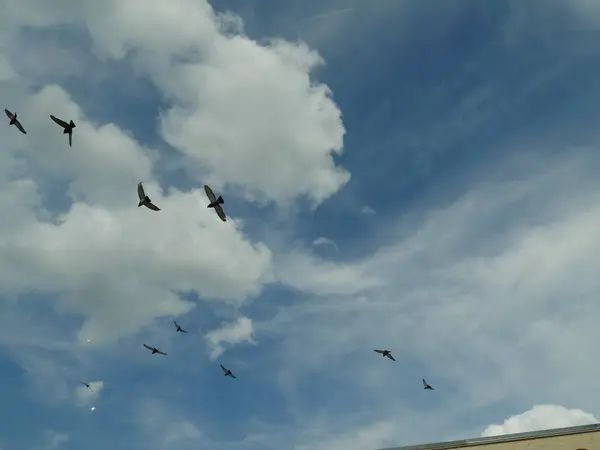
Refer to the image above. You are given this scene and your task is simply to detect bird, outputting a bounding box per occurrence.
[423,378,434,390]
[143,344,167,355]
[173,321,188,333]
[49,115,75,146]
[80,381,93,391]
[4,109,26,134]
[204,184,226,222]
[137,182,160,211]
[373,349,396,361]
[220,364,236,378]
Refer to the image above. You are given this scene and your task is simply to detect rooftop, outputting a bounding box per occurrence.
[376,422,600,450]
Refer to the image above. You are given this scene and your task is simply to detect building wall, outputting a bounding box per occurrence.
[460,429,598,450]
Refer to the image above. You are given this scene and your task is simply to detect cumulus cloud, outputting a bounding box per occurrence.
[3,0,350,208]
[481,404,599,437]
[312,237,339,251]
[205,316,256,359]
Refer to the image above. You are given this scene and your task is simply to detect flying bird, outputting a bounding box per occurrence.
[143,344,167,355]
[137,182,160,211]
[4,109,26,134]
[204,184,226,222]
[173,321,188,333]
[49,115,75,146]
[220,364,236,378]
[80,381,93,391]
[423,378,434,390]
[373,349,396,361]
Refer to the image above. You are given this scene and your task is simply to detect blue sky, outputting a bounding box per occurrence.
[1,1,600,449]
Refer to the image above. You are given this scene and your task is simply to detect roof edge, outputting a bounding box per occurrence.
[376,422,600,450]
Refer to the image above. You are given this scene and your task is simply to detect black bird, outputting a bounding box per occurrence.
[5,109,26,134]
[49,115,75,146]
[423,378,434,390]
[220,364,236,378]
[204,184,226,222]
[80,381,93,392]
[137,182,160,211]
[173,321,188,333]
[143,344,167,355]
[373,349,396,361]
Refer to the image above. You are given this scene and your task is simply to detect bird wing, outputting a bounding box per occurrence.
[14,120,26,134]
[80,381,87,386]
[214,204,227,222]
[204,184,216,203]
[50,115,69,128]
[230,374,236,379]
[422,379,427,387]
[143,344,153,351]
[181,328,188,333]
[373,349,384,354]
[5,109,14,120]
[137,182,145,200]
[157,350,167,355]
[387,354,396,361]
[68,131,72,147]
[220,364,227,373]
[146,201,161,211]
[173,321,179,328]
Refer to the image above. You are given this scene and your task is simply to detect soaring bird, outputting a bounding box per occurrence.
[220,364,236,378]
[143,344,167,355]
[422,378,434,390]
[204,185,226,222]
[4,109,26,134]
[137,182,160,211]
[80,381,93,391]
[373,349,396,361]
[173,321,188,333]
[49,115,75,146]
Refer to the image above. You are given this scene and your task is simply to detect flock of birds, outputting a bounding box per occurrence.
[5,108,435,395]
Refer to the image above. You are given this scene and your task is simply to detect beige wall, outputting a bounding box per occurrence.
[460,429,599,450]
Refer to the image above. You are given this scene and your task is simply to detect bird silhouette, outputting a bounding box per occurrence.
[80,381,93,391]
[423,378,434,390]
[173,321,188,333]
[220,364,236,378]
[49,115,75,146]
[5,109,26,134]
[143,344,167,355]
[204,185,226,222]
[137,182,160,211]
[373,349,396,361]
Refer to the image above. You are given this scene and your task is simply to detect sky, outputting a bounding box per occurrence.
[1,0,600,449]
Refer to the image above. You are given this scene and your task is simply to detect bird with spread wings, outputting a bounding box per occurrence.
[204,185,226,222]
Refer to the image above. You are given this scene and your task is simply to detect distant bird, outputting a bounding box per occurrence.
[173,321,188,333]
[4,109,26,134]
[137,182,160,211]
[49,115,75,146]
[143,344,167,355]
[423,378,434,390]
[220,364,236,378]
[373,349,396,361]
[80,381,93,392]
[204,184,226,222]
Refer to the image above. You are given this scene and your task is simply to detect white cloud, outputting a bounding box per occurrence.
[75,380,104,406]
[164,420,202,444]
[312,237,339,251]
[205,316,256,359]
[37,430,69,450]
[3,0,349,208]
[481,405,599,437]
[361,205,375,215]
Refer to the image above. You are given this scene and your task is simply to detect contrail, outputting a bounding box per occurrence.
[306,7,354,20]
